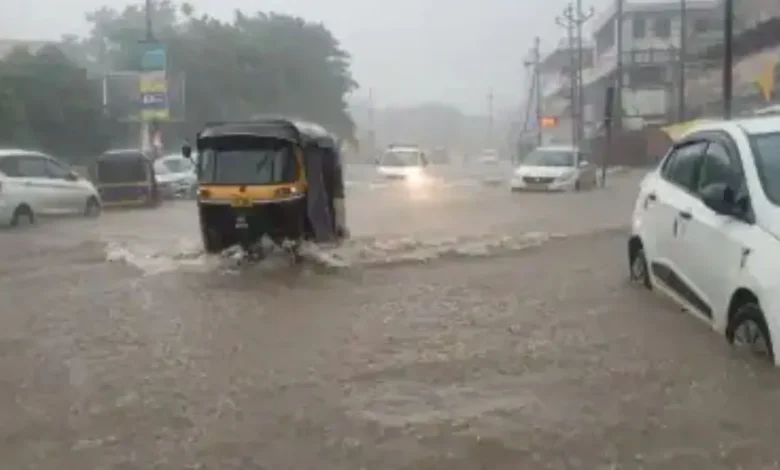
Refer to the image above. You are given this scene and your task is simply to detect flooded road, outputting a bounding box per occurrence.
[2,166,780,469]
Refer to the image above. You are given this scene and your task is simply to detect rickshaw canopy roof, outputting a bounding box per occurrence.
[98,148,153,162]
[197,118,337,148]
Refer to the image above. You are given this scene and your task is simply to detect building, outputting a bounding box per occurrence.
[537,38,594,145]
[735,0,780,31]
[685,0,780,117]
[583,0,721,130]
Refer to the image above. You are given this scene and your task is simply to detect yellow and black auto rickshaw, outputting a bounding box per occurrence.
[182,118,348,260]
[91,149,161,208]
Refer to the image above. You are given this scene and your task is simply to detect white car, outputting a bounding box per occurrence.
[154,154,197,198]
[377,146,429,184]
[510,146,598,191]
[0,149,101,227]
[628,116,780,364]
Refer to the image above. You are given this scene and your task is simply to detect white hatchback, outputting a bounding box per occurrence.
[0,149,101,227]
[628,116,780,364]
[510,146,598,191]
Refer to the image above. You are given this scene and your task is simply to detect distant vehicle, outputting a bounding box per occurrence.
[477,149,503,185]
[0,149,101,227]
[154,154,197,199]
[477,149,500,164]
[91,149,161,208]
[510,145,597,192]
[377,145,429,184]
[628,115,780,365]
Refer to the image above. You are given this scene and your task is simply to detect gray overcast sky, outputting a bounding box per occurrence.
[3,0,617,113]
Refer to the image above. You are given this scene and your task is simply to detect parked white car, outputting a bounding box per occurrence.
[154,154,197,198]
[629,116,780,364]
[510,145,598,191]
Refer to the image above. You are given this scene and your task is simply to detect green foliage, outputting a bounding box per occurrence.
[0,1,358,159]
[0,45,112,161]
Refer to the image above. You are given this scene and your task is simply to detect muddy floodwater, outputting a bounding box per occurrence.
[2,166,780,469]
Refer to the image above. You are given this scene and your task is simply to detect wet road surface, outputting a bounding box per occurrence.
[2,167,780,469]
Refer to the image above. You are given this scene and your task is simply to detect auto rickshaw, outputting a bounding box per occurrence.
[90,149,161,208]
[182,118,348,260]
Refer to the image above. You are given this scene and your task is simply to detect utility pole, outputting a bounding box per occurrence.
[615,0,624,132]
[678,0,687,121]
[575,0,594,146]
[141,0,154,152]
[368,88,377,160]
[723,0,734,119]
[523,37,543,146]
[556,3,579,148]
[487,88,494,150]
[145,0,154,41]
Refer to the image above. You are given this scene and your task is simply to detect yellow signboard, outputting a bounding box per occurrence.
[140,109,170,120]
[140,72,167,93]
[755,60,776,102]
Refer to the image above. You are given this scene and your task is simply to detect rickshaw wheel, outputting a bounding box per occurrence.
[287,241,304,264]
[201,228,223,254]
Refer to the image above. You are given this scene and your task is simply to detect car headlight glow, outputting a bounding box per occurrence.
[405,169,428,186]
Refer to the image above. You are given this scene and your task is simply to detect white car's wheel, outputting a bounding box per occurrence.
[84,197,101,217]
[10,204,34,227]
[726,302,774,363]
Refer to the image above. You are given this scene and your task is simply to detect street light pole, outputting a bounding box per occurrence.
[723,0,734,119]
[557,4,578,148]
[575,0,594,146]
[145,0,154,41]
[678,0,687,121]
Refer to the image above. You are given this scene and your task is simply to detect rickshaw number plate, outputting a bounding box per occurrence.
[231,196,252,208]
[235,215,248,228]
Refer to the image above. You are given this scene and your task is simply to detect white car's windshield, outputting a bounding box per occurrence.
[381,150,421,167]
[158,158,193,174]
[523,149,576,167]
[750,132,780,205]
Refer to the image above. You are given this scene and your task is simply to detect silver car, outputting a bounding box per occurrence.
[510,146,598,192]
[154,155,197,199]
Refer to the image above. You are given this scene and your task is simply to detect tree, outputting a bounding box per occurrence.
[0,45,110,160]
[75,1,358,140]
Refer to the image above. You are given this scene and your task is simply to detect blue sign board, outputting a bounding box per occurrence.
[140,91,167,108]
[141,44,166,72]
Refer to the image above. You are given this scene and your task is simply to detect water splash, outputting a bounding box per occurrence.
[103,230,558,276]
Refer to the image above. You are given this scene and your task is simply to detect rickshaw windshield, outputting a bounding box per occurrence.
[199,137,297,185]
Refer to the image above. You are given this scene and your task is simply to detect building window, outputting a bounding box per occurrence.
[655,17,671,38]
[633,16,647,38]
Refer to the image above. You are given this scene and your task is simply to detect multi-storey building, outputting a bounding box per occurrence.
[583,0,721,130]
[535,38,594,145]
